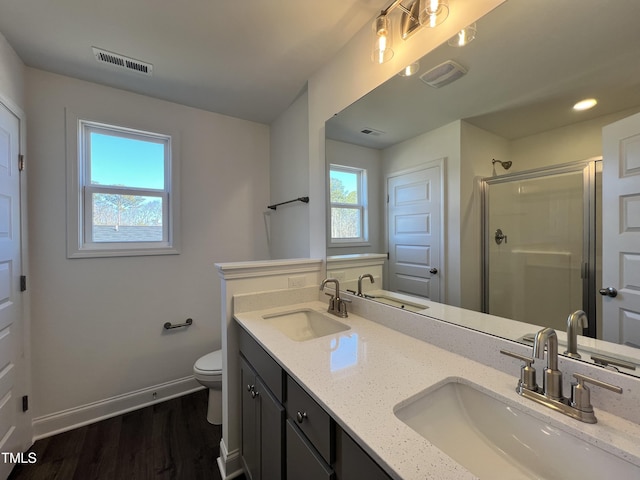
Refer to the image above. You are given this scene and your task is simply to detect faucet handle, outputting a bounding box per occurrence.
[571,373,623,415]
[500,350,537,391]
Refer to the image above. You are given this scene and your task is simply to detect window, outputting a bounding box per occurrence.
[329,165,368,245]
[67,116,179,258]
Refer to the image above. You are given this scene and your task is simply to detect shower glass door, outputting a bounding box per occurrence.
[482,161,598,336]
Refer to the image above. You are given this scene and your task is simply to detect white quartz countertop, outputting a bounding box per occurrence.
[234,301,640,480]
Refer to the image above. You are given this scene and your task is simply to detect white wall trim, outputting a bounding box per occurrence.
[217,439,244,479]
[32,376,202,440]
[216,258,323,280]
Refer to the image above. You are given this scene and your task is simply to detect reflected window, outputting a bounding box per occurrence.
[329,165,368,245]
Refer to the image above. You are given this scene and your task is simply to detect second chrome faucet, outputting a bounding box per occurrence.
[502,327,623,423]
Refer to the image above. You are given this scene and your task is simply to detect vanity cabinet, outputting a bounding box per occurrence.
[239,330,285,480]
[238,324,392,480]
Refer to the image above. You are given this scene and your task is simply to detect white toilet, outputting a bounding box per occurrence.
[193,349,223,425]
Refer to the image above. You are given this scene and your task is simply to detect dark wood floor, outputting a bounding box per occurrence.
[8,389,238,480]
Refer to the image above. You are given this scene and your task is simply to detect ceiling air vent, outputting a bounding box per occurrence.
[419,60,467,88]
[92,47,153,76]
[360,127,385,136]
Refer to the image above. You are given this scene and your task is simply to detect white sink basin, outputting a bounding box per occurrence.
[262,309,350,342]
[394,379,639,479]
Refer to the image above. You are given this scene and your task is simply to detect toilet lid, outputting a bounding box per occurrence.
[195,350,222,372]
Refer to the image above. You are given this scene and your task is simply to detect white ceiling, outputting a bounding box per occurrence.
[0,0,388,123]
[326,0,640,148]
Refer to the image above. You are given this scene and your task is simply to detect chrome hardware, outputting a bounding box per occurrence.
[570,374,622,423]
[429,267,438,275]
[320,278,349,317]
[296,411,308,423]
[494,228,507,245]
[591,353,636,371]
[564,310,588,358]
[163,318,193,330]
[251,389,259,399]
[533,328,562,400]
[503,327,620,423]
[500,350,537,391]
[247,384,253,392]
[247,384,259,398]
[599,287,618,298]
[357,273,374,296]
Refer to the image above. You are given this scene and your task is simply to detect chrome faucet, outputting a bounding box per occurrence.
[533,327,562,400]
[320,278,350,318]
[564,310,588,358]
[501,326,623,423]
[357,273,374,297]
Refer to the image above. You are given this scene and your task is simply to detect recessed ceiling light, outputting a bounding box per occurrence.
[573,98,597,111]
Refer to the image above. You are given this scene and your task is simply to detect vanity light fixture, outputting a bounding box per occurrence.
[573,98,598,111]
[448,22,477,47]
[371,0,449,64]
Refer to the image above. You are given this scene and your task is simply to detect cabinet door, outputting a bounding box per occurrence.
[287,420,335,480]
[257,376,284,480]
[335,425,392,480]
[241,359,260,480]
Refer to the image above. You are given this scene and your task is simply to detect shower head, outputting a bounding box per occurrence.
[492,159,512,170]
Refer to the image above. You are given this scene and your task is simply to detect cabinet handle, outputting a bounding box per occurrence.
[296,411,308,423]
[251,389,259,399]
[247,384,253,392]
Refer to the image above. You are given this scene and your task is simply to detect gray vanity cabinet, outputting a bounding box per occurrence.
[239,329,285,480]
[238,323,392,480]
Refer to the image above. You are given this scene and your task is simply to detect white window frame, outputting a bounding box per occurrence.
[66,112,180,258]
[328,164,369,246]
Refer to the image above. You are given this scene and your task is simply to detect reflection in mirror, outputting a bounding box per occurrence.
[325,0,640,375]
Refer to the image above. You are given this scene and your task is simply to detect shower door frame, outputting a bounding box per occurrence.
[480,158,600,338]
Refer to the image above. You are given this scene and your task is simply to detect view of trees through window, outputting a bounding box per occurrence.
[330,167,363,240]
[88,129,167,243]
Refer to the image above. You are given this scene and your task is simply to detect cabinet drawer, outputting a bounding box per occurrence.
[239,325,284,402]
[286,376,333,464]
[286,420,335,480]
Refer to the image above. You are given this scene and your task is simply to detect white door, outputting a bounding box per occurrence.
[602,112,640,346]
[0,101,29,479]
[387,163,442,301]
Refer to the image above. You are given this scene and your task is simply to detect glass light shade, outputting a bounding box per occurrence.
[397,61,420,77]
[419,0,449,28]
[448,23,477,47]
[573,98,598,111]
[371,15,394,64]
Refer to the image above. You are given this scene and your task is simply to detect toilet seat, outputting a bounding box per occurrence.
[194,350,222,378]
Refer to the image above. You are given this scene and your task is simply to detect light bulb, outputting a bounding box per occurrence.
[573,98,598,111]
[420,0,449,28]
[371,15,394,64]
[448,23,477,47]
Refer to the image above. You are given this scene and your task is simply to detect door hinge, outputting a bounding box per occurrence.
[387,252,390,260]
[387,194,389,203]
[18,154,24,172]
[20,275,26,292]
[22,395,28,412]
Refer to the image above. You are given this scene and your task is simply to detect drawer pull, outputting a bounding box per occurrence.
[296,411,308,423]
[251,389,259,399]
[247,384,253,392]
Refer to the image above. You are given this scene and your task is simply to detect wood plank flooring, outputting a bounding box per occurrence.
[8,389,240,480]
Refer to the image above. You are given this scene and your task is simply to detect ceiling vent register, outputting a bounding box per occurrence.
[419,60,467,88]
[92,47,153,76]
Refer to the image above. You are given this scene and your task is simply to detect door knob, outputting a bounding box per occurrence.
[599,287,618,298]
[429,267,438,275]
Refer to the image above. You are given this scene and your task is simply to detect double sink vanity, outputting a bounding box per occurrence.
[232,282,640,479]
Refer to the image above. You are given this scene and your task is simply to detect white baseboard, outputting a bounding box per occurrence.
[217,439,244,479]
[32,376,204,440]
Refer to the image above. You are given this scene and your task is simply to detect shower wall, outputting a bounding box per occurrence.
[486,169,586,331]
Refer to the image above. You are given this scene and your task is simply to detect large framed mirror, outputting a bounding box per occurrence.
[325,0,640,375]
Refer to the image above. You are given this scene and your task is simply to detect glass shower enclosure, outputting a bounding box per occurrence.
[481,160,601,338]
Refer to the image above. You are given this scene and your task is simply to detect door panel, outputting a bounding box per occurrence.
[602,113,640,346]
[388,164,442,301]
[0,101,26,480]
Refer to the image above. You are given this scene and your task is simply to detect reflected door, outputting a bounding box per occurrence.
[387,164,442,301]
[483,162,597,334]
[602,112,640,347]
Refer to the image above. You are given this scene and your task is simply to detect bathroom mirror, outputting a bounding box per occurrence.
[325,0,640,375]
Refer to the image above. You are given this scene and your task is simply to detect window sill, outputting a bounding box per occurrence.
[67,245,180,259]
